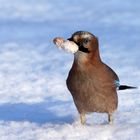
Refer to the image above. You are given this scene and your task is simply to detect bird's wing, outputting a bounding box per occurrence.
[105,64,137,90]
[105,64,120,88]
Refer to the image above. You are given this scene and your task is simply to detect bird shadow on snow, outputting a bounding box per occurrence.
[0,93,140,125]
[0,99,75,125]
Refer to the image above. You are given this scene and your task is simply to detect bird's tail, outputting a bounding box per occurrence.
[118,85,137,90]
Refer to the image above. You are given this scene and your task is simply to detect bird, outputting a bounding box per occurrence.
[66,31,136,125]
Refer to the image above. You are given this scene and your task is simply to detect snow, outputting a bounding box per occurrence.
[0,0,140,140]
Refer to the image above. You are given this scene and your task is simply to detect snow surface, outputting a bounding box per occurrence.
[0,0,140,140]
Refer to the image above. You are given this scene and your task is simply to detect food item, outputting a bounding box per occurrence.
[53,37,78,53]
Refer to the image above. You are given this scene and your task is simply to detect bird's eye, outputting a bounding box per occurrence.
[83,38,89,44]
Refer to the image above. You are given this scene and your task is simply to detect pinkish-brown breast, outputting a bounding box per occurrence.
[66,52,118,114]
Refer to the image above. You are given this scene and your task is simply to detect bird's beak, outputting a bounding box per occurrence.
[67,37,73,41]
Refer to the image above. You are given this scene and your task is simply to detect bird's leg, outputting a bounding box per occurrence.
[80,113,86,125]
[108,112,113,124]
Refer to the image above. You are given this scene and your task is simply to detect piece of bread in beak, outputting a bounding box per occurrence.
[53,37,78,53]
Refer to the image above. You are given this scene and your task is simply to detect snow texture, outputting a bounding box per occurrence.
[0,0,140,140]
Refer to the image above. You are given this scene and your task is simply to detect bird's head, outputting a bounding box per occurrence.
[68,31,99,54]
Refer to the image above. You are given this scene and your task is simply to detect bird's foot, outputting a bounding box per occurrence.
[80,113,86,125]
[108,112,113,124]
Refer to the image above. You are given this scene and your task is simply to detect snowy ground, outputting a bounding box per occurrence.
[0,0,140,140]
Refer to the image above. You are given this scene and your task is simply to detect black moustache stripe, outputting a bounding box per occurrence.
[70,40,90,53]
[79,46,90,53]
